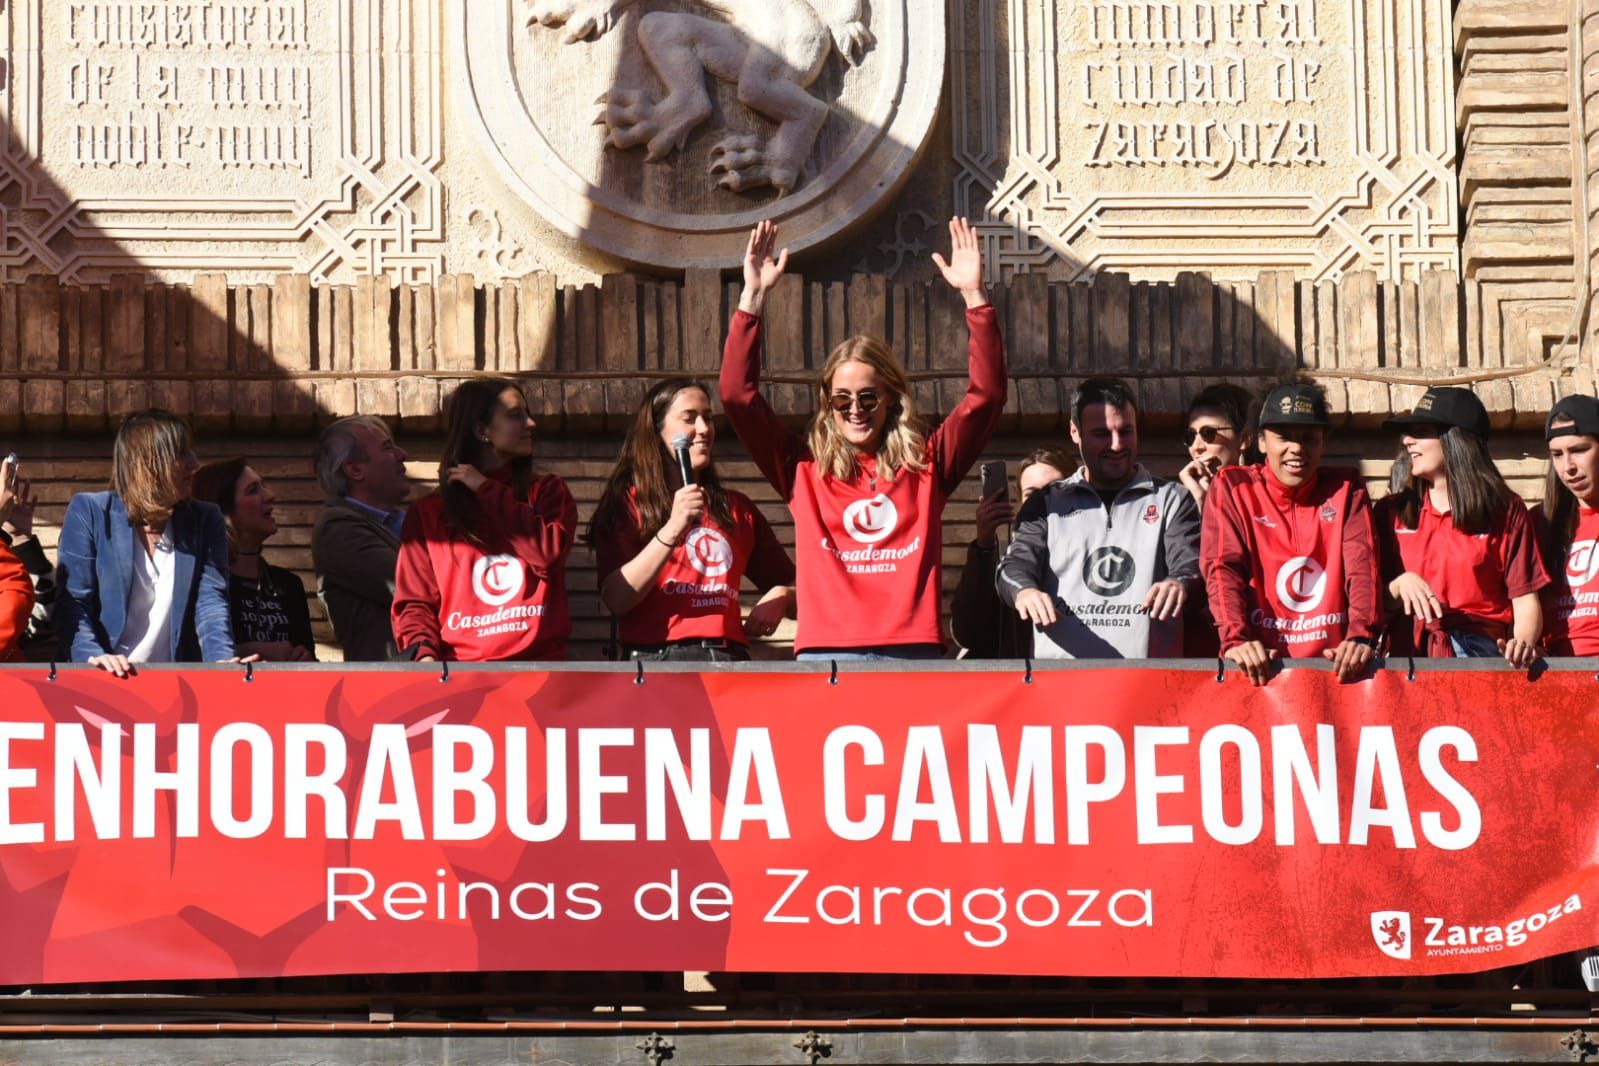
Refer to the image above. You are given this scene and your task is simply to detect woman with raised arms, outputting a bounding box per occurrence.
[719,219,1007,659]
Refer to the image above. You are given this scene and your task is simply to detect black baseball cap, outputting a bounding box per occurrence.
[1382,386,1489,441]
[1257,383,1330,429]
[1546,394,1599,441]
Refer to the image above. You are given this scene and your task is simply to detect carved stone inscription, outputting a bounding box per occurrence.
[950,0,1459,282]
[4,0,444,282]
[53,1,321,189]
[1080,0,1324,173]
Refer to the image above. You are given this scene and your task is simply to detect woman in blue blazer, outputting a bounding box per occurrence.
[56,410,234,675]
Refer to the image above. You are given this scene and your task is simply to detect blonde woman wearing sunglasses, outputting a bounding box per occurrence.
[719,219,1008,660]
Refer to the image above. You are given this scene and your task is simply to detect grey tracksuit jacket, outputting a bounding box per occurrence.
[995,467,1201,658]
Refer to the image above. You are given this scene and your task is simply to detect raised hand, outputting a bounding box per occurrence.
[739,220,789,315]
[932,217,987,307]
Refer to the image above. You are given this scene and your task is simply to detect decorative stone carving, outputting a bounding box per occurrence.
[950,0,1460,282]
[0,0,445,283]
[528,0,874,194]
[459,0,944,269]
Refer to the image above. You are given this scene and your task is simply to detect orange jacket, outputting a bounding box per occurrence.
[0,541,35,661]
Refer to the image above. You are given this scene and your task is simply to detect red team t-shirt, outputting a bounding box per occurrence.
[1375,494,1548,653]
[1542,506,1599,655]
[593,488,795,646]
[1201,464,1382,657]
[719,306,1006,652]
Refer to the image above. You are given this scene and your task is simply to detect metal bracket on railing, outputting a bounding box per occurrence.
[635,660,646,686]
[828,660,838,686]
[243,660,254,683]
[46,661,56,682]
[438,659,450,684]
[1406,657,1417,683]
[1561,1029,1597,1062]
[636,1032,674,1065]
[1215,657,1226,683]
[794,1030,833,1064]
[1023,657,1033,684]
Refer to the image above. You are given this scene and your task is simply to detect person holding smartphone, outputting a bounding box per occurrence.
[720,218,1006,659]
[950,448,1067,658]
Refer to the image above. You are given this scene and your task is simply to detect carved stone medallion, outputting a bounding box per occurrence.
[457,0,945,270]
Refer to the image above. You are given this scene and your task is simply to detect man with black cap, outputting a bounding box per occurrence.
[1543,394,1599,656]
[1200,382,1382,685]
[1375,386,1546,664]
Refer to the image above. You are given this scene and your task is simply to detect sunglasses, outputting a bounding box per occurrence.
[1183,424,1236,446]
[830,390,882,415]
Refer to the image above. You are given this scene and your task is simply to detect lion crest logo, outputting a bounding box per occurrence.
[1370,911,1411,960]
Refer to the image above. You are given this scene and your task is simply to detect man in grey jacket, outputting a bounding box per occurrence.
[996,378,1201,658]
[311,416,411,661]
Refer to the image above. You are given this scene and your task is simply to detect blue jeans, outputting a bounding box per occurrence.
[1448,629,1502,658]
[796,645,945,662]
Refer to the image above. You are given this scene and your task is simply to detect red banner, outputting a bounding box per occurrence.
[0,664,1594,984]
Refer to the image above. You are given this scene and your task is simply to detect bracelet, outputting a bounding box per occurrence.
[654,531,678,549]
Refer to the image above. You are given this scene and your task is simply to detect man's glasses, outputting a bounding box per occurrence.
[830,390,882,415]
[1183,424,1236,446]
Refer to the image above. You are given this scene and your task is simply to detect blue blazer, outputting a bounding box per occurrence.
[55,492,235,663]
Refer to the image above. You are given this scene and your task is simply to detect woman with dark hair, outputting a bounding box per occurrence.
[1539,395,1599,655]
[55,409,234,676]
[588,378,795,661]
[1178,383,1257,507]
[1375,387,1547,664]
[392,378,576,662]
[720,218,1007,659]
[192,458,316,662]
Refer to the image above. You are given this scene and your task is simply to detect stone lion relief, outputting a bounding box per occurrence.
[526,0,873,193]
[455,0,943,269]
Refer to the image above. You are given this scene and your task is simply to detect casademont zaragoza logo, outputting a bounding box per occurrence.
[843,494,899,545]
[471,554,525,607]
[1370,910,1411,960]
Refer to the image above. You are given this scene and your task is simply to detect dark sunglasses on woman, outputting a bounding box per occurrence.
[830,390,882,415]
[1183,424,1235,446]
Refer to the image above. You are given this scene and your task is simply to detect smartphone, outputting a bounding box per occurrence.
[979,460,1008,502]
[2,454,15,488]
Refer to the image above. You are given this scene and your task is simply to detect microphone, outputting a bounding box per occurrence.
[671,433,696,487]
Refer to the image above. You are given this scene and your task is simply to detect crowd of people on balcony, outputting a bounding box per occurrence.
[1,219,1597,676]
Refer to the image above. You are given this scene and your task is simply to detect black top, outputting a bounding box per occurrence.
[229,560,317,659]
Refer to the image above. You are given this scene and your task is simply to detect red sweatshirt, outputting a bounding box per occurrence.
[593,487,795,646]
[0,541,33,662]
[720,305,1006,651]
[1201,464,1381,657]
[392,469,576,661]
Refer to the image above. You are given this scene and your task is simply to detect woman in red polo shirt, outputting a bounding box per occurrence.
[392,378,576,662]
[1374,387,1547,664]
[720,219,1007,660]
[1540,395,1599,656]
[588,377,795,661]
